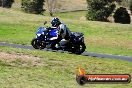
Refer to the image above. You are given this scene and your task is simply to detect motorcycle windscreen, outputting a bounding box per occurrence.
[36,27,46,35]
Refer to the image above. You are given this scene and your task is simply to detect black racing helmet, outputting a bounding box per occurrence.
[51,18,61,27]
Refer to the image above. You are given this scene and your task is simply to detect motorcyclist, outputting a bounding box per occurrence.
[50,17,71,49]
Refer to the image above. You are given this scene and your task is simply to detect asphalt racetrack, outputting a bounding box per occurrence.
[0,42,132,62]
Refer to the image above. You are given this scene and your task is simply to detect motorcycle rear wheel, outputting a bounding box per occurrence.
[73,42,86,54]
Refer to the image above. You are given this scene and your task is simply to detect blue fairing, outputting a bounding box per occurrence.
[49,30,58,37]
[36,27,58,41]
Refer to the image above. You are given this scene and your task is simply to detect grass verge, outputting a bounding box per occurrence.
[0,46,132,88]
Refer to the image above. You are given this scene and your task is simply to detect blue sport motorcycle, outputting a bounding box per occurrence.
[31,21,86,54]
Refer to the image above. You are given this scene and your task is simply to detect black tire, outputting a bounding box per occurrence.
[74,42,86,54]
[31,38,39,49]
[31,38,46,49]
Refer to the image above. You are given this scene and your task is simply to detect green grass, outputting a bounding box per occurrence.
[54,11,87,20]
[0,46,132,88]
[0,8,132,56]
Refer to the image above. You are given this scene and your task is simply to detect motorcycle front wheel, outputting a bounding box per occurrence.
[31,38,46,49]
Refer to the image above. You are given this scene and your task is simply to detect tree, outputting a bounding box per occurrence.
[21,0,45,14]
[0,0,14,8]
[114,7,131,24]
[86,0,116,21]
[45,0,61,16]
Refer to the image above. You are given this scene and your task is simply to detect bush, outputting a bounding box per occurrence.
[86,0,116,21]
[114,7,131,24]
[0,0,2,7]
[21,0,45,14]
[0,0,14,8]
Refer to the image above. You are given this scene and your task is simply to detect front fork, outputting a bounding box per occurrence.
[36,35,46,47]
